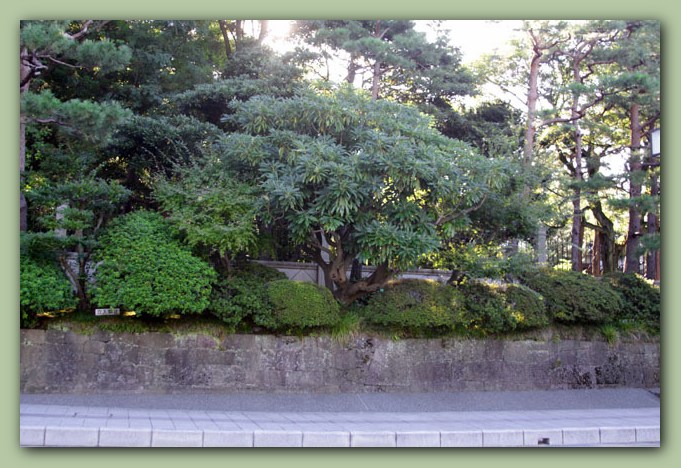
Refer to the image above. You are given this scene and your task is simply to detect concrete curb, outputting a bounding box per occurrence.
[20,404,660,448]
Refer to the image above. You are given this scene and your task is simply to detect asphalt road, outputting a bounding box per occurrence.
[20,387,661,413]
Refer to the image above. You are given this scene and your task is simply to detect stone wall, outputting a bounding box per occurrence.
[20,329,659,394]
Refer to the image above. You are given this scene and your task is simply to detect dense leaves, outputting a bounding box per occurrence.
[20,256,77,327]
[92,211,216,316]
[519,269,623,324]
[19,20,661,331]
[154,157,259,267]
[218,85,504,302]
[261,279,341,330]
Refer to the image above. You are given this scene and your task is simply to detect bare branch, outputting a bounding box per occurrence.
[435,193,488,226]
[65,20,95,41]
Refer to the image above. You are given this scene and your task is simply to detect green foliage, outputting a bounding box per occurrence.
[519,269,623,324]
[208,262,286,327]
[455,281,519,335]
[173,76,300,127]
[92,211,216,317]
[600,324,619,345]
[22,90,132,143]
[362,280,464,336]
[27,177,131,234]
[331,311,364,342]
[21,20,131,68]
[154,157,258,262]
[292,20,475,104]
[606,273,660,330]
[220,85,504,302]
[20,256,77,327]
[261,280,341,331]
[502,284,549,329]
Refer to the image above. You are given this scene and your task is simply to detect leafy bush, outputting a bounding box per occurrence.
[501,284,548,330]
[208,262,286,327]
[606,273,660,330]
[92,211,216,317]
[20,256,77,327]
[260,279,340,331]
[362,280,465,336]
[519,269,623,324]
[456,281,518,335]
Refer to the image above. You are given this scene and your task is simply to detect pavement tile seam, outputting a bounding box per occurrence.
[18,425,662,447]
[20,399,660,447]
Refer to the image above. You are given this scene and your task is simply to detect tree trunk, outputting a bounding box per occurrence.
[20,48,31,232]
[625,103,643,274]
[258,20,269,44]
[20,116,28,231]
[523,32,543,259]
[591,231,601,276]
[590,201,617,275]
[59,254,89,312]
[335,261,395,305]
[218,20,233,58]
[371,60,381,100]
[346,53,359,84]
[570,131,583,272]
[645,163,659,280]
[371,20,382,101]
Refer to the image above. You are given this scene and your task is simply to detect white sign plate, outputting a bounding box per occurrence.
[95,308,120,316]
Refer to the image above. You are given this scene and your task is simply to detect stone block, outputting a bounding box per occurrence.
[523,429,563,446]
[562,428,600,446]
[203,430,254,447]
[151,429,203,447]
[350,431,396,447]
[45,426,99,447]
[253,430,303,447]
[99,428,152,447]
[636,426,660,443]
[396,431,441,447]
[600,427,636,444]
[20,426,45,447]
[482,429,524,447]
[302,431,350,447]
[440,430,483,447]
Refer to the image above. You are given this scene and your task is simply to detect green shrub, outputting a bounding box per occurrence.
[209,262,286,327]
[362,279,464,336]
[92,211,216,317]
[456,281,518,335]
[502,284,548,329]
[519,269,623,324]
[260,279,340,331]
[606,273,660,330]
[20,256,77,327]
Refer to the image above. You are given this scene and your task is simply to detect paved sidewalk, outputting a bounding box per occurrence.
[20,388,661,448]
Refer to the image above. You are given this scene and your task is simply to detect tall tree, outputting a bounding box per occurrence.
[588,20,660,275]
[20,20,131,231]
[292,20,475,104]
[218,85,504,304]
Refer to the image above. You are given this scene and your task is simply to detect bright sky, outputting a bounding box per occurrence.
[418,20,524,64]
[265,20,524,65]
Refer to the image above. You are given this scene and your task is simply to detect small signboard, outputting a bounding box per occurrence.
[95,308,120,316]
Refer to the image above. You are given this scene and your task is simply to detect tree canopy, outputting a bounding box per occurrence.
[18,19,661,313]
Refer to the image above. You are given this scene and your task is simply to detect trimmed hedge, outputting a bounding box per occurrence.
[519,269,623,324]
[502,284,549,330]
[209,262,286,327]
[455,281,518,335]
[260,279,341,330]
[20,256,77,326]
[92,211,216,317]
[606,272,660,330]
[362,279,465,335]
